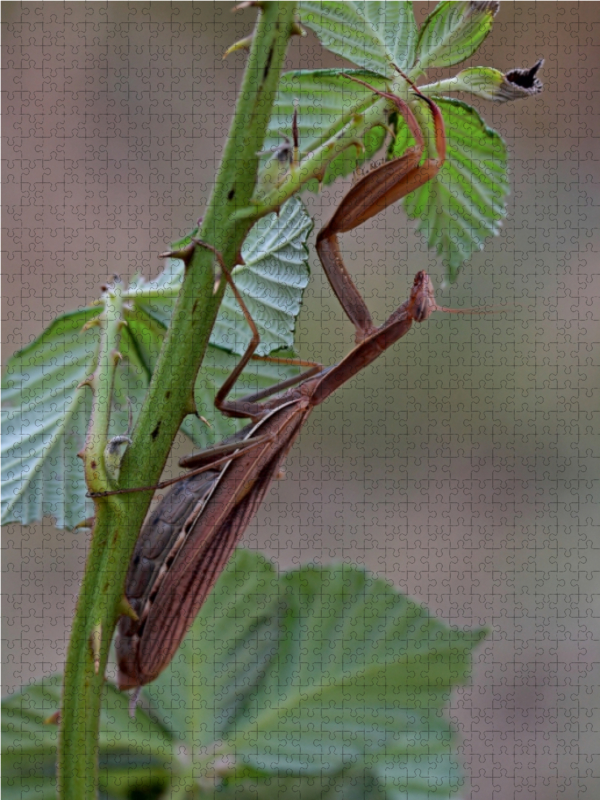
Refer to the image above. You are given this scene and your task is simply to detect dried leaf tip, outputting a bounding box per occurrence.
[422,61,543,104]
[504,59,544,97]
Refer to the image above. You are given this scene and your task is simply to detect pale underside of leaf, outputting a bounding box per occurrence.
[1,200,312,527]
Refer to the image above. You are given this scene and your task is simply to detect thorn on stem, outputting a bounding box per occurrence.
[81,316,101,332]
[118,596,139,622]
[223,34,254,59]
[73,517,96,531]
[160,242,197,269]
[232,0,264,10]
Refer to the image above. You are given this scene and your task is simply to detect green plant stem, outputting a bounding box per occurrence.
[57,4,297,799]
[252,98,389,215]
[81,285,125,493]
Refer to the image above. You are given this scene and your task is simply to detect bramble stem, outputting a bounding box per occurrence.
[57,5,298,798]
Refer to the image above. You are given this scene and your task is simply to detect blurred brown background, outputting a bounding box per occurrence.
[2,3,599,798]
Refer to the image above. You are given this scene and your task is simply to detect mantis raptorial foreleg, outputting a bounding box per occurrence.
[316,73,446,342]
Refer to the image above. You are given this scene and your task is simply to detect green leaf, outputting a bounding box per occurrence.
[1,200,312,528]
[144,550,283,744]
[141,553,486,796]
[416,1,499,70]
[399,97,509,282]
[213,197,312,358]
[1,308,144,529]
[269,4,512,280]
[2,553,486,799]
[299,1,417,74]
[1,676,173,800]
[128,197,312,362]
[231,564,483,783]
[185,197,313,446]
[214,769,396,799]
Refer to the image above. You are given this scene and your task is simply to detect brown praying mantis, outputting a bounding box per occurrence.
[107,75,457,692]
